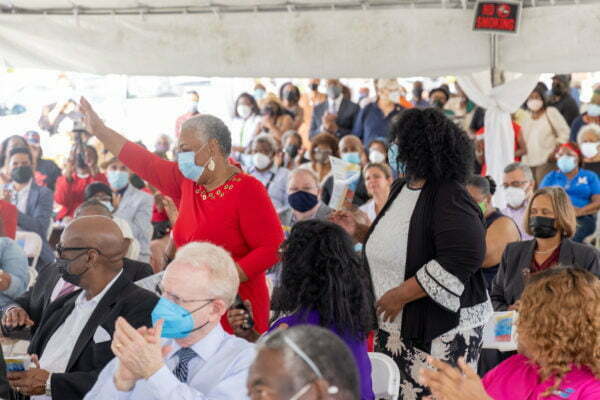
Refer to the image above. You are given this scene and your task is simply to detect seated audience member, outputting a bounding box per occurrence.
[248,325,361,400]
[321,135,370,207]
[153,134,172,160]
[570,88,600,142]
[256,95,294,140]
[467,176,521,290]
[540,142,600,243]
[2,147,55,270]
[300,133,340,185]
[247,134,290,212]
[501,162,535,240]
[230,93,262,155]
[353,79,405,147]
[23,130,62,191]
[75,199,141,262]
[422,267,600,400]
[100,157,153,262]
[491,187,600,311]
[3,216,157,399]
[310,79,360,139]
[577,123,600,176]
[280,82,305,130]
[279,169,333,231]
[0,135,30,184]
[54,144,107,221]
[85,242,255,399]
[0,201,17,239]
[359,163,393,223]
[281,130,307,170]
[229,220,375,399]
[367,140,387,165]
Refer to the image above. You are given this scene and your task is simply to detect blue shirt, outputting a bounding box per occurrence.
[84,325,255,400]
[540,169,600,208]
[353,102,404,146]
[0,237,30,308]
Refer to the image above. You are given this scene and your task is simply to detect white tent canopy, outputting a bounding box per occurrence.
[0,0,599,77]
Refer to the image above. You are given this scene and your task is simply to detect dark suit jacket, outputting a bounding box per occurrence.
[491,239,600,311]
[2,258,153,340]
[19,182,54,270]
[27,272,158,399]
[309,98,359,139]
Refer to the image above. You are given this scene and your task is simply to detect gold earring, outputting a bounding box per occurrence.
[208,157,216,171]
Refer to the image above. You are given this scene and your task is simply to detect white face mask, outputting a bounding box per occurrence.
[237,104,252,119]
[252,153,272,170]
[527,99,543,112]
[505,186,527,209]
[369,149,386,164]
[581,142,600,159]
[387,90,400,104]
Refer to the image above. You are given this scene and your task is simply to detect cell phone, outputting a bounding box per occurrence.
[232,295,254,330]
[5,356,29,372]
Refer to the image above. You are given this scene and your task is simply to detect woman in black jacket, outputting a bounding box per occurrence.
[333,108,491,399]
[491,186,600,311]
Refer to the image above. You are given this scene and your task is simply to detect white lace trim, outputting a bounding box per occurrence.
[416,262,461,312]
[425,260,465,296]
[444,297,494,337]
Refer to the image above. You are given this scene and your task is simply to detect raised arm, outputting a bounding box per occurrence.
[79,97,128,157]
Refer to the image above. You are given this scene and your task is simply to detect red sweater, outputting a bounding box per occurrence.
[119,142,284,333]
[0,200,17,239]
[54,172,108,221]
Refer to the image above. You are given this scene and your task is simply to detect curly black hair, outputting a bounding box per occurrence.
[271,220,376,339]
[389,108,474,184]
[0,135,29,167]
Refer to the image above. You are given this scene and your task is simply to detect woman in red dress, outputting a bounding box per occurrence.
[79,98,283,334]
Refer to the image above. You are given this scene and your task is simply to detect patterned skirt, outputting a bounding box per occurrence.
[375,326,484,400]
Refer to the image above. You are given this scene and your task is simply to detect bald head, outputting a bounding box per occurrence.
[62,216,124,260]
[339,135,364,154]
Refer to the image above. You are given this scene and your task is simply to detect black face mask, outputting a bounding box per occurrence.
[10,166,33,184]
[56,253,91,286]
[552,83,566,96]
[529,216,558,239]
[285,144,299,159]
[309,83,319,91]
[284,90,299,103]
[432,99,445,109]
[263,106,276,117]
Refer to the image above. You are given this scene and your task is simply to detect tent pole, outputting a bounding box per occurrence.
[490,34,503,87]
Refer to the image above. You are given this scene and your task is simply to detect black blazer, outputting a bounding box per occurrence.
[364,180,488,347]
[490,239,600,311]
[27,272,158,399]
[309,98,359,139]
[3,258,153,340]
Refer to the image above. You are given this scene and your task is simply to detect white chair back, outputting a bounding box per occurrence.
[369,352,400,400]
[15,231,43,269]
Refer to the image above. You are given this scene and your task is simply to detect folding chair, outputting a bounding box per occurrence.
[369,352,400,400]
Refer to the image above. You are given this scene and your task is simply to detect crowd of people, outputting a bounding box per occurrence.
[0,75,598,399]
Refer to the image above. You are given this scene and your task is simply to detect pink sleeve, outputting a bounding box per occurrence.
[118,141,183,202]
[237,177,284,280]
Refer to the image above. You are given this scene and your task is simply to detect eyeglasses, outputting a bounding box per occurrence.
[56,244,102,258]
[156,283,215,305]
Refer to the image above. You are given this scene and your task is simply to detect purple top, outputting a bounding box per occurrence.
[270,310,374,400]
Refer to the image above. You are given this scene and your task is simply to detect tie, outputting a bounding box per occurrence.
[174,347,197,383]
[55,281,78,300]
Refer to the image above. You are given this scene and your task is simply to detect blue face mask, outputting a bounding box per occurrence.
[177,151,204,182]
[107,170,129,191]
[588,104,600,117]
[557,155,577,174]
[151,297,212,339]
[288,191,319,212]
[254,89,266,100]
[341,152,361,165]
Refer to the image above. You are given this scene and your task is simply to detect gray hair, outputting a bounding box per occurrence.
[289,167,320,188]
[182,115,232,156]
[258,325,359,399]
[504,162,534,182]
[253,133,278,154]
[173,242,239,306]
[577,123,600,144]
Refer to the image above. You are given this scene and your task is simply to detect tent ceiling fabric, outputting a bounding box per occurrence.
[0,2,599,77]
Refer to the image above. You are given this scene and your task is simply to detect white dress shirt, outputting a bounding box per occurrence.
[34,270,123,400]
[11,179,32,214]
[84,324,255,400]
[327,96,343,115]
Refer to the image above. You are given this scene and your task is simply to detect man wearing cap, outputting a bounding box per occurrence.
[23,131,62,192]
[429,87,456,117]
[548,74,580,127]
[100,157,153,263]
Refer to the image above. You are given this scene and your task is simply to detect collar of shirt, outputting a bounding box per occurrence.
[75,269,123,308]
[249,164,278,176]
[116,184,129,197]
[164,324,227,364]
[328,96,343,114]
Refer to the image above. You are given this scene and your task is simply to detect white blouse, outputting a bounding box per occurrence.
[521,106,570,167]
[229,114,262,148]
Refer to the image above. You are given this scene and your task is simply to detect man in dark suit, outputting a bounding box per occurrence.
[1,147,55,270]
[309,79,359,139]
[2,216,157,399]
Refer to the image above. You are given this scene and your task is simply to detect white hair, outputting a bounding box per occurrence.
[173,242,239,306]
[376,78,400,91]
[577,123,600,144]
[254,133,278,153]
[289,167,319,188]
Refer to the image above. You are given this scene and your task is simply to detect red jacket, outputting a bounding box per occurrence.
[54,172,108,220]
[0,200,17,239]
